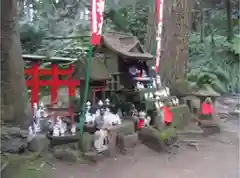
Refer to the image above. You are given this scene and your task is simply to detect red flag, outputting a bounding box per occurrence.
[91,0,105,45]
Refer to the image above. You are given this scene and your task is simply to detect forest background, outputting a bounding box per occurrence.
[1,0,239,125]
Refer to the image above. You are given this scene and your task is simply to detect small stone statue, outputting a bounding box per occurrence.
[53,125,60,137]
[144,91,154,100]
[71,124,76,135]
[105,98,110,112]
[154,96,162,109]
[156,75,162,88]
[52,117,66,137]
[86,101,91,112]
[165,87,170,96]
[172,98,179,106]
[136,82,144,90]
[32,103,42,133]
[85,101,95,125]
[33,120,41,133]
[94,111,109,152]
[27,125,35,141]
[137,111,146,129]
[155,99,165,126]
[129,104,138,117]
[105,98,110,105]
[142,69,147,77]
[98,100,104,106]
[145,116,151,126]
[152,78,157,88]
[33,102,38,118]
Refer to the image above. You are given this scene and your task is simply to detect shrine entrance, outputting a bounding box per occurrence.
[23,54,80,108]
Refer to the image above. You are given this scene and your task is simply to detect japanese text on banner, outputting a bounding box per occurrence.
[91,0,105,45]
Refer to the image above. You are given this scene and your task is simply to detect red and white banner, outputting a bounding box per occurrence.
[91,0,105,45]
[155,0,164,73]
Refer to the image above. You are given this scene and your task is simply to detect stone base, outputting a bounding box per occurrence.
[198,120,221,135]
[28,134,50,153]
[52,147,82,162]
[117,133,139,154]
[107,128,118,157]
[139,127,175,153]
[199,120,220,128]
[78,132,95,153]
[114,120,135,135]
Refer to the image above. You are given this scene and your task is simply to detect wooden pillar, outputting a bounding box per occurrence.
[51,63,59,105]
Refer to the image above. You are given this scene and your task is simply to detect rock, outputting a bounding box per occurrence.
[139,127,176,153]
[199,120,220,128]
[114,120,135,135]
[229,111,240,117]
[1,138,27,153]
[52,147,81,162]
[83,151,101,163]
[105,129,118,157]
[1,127,28,138]
[1,127,29,153]
[117,133,139,154]
[27,134,50,152]
[68,143,79,150]
[171,105,191,129]
[78,132,94,153]
[198,120,221,135]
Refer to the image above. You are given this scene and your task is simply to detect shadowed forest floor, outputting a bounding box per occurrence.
[48,96,239,178]
[3,96,239,178]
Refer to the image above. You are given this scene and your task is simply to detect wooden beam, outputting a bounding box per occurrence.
[22,54,78,62]
[44,35,90,40]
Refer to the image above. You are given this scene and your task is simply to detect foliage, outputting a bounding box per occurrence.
[19,1,239,94]
[20,23,46,54]
[106,4,149,43]
[227,35,240,55]
[19,0,149,57]
[188,33,239,93]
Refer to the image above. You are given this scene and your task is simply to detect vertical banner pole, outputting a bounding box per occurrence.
[79,45,93,136]
[79,0,105,136]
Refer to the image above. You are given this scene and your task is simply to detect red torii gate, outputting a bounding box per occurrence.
[23,55,80,107]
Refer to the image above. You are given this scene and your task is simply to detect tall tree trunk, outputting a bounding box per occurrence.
[225,0,233,42]
[1,0,28,127]
[144,0,194,85]
[200,2,205,43]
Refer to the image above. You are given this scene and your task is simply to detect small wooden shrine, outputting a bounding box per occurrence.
[73,32,154,104]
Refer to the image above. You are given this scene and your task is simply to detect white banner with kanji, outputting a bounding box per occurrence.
[91,0,105,45]
[155,0,164,73]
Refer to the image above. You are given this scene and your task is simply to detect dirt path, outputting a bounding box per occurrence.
[49,96,239,178]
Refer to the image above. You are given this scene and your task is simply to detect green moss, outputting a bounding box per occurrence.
[153,127,176,140]
[2,154,52,178]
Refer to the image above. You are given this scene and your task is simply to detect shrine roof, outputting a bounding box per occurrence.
[102,32,154,61]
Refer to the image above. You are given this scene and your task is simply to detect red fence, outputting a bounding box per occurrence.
[25,63,80,106]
